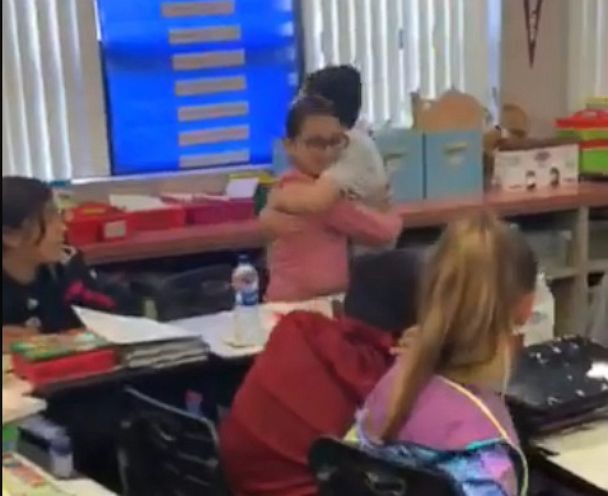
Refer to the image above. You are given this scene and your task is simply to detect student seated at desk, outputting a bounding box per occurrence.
[263,96,402,302]
[350,213,538,496]
[220,249,421,496]
[2,177,115,351]
[262,65,391,256]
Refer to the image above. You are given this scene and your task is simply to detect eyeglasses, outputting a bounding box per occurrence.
[300,133,349,151]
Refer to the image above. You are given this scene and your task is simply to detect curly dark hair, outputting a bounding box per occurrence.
[302,65,362,129]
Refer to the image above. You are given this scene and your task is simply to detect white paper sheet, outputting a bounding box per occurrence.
[225,177,258,199]
[2,393,46,425]
[74,307,197,345]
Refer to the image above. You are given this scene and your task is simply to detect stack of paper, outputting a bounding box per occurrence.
[2,378,46,425]
[74,308,209,369]
[122,340,209,369]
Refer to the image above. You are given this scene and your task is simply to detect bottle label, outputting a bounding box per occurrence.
[237,289,259,306]
[233,264,259,307]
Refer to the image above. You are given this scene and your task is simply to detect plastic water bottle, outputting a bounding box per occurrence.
[232,255,262,346]
[49,430,73,479]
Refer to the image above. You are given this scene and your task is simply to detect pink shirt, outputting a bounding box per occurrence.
[266,170,402,302]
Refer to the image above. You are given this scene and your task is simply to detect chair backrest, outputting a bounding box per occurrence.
[131,265,234,321]
[309,438,456,496]
[118,387,231,496]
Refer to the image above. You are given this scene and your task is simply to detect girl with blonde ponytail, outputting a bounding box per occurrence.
[350,212,537,496]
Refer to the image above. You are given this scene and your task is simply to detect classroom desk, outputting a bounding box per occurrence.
[15,441,117,496]
[172,296,339,359]
[25,354,247,492]
[531,418,608,495]
[82,183,608,265]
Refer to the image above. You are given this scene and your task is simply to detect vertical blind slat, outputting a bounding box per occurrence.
[386,0,402,125]
[2,0,110,180]
[301,0,321,72]
[371,0,389,124]
[353,0,374,122]
[336,0,355,65]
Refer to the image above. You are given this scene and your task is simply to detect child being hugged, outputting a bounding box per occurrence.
[263,96,402,302]
[350,212,538,496]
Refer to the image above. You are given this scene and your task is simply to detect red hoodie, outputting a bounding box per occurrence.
[219,310,394,496]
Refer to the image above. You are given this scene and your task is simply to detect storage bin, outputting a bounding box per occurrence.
[374,128,424,202]
[65,203,130,247]
[557,110,608,176]
[424,130,483,200]
[129,205,187,232]
[186,199,255,225]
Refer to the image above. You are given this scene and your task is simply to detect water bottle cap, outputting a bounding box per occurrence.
[238,254,249,263]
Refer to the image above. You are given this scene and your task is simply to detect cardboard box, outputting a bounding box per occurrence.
[374,128,424,202]
[424,130,484,200]
[494,139,579,192]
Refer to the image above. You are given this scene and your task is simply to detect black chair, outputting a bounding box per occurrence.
[130,265,234,321]
[309,438,457,496]
[118,387,231,496]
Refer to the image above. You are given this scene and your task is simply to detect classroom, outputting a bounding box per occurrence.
[2,0,607,495]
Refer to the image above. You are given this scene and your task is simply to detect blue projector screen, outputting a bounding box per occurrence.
[97,0,300,176]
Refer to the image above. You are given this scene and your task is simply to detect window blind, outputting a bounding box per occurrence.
[3,0,504,180]
[567,0,608,110]
[301,0,502,127]
[2,0,110,181]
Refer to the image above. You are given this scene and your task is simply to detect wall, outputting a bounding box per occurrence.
[501,0,570,137]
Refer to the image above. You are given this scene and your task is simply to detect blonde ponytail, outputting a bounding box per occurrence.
[379,212,537,441]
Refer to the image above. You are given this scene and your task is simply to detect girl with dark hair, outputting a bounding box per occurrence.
[350,212,538,496]
[263,96,402,301]
[2,176,115,350]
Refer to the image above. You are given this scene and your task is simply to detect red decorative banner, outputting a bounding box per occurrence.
[524,0,544,67]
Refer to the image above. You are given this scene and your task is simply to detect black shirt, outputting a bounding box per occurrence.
[2,247,115,334]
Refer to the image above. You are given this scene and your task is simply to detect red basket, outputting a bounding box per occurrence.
[66,203,130,247]
[11,349,118,387]
[186,199,255,225]
[128,205,187,232]
[225,198,255,221]
[556,109,608,128]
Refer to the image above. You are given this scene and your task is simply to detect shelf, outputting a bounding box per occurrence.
[588,259,608,274]
[545,266,578,282]
[81,183,608,266]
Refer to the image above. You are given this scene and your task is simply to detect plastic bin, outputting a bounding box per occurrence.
[128,205,187,232]
[186,199,255,225]
[65,203,130,247]
[557,110,608,175]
